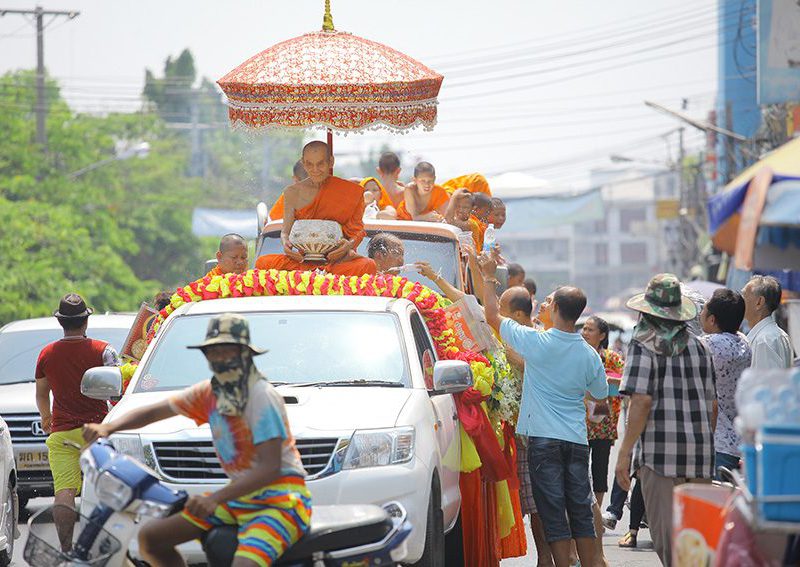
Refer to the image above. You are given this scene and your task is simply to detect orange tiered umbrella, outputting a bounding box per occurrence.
[217,1,443,146]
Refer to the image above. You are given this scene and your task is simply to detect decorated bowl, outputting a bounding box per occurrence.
[289,220,343,262]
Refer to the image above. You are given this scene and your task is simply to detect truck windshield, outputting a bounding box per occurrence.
[0,327,130,385]
[257,231,460,290]
[135,312,409,392]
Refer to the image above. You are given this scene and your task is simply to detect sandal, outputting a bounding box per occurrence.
[618,531,638,548]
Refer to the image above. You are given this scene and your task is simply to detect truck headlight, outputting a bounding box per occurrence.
[342,427,415,470]
[96,471,133,511]
[109,434,145,462]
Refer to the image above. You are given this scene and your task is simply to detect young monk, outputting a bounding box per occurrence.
[376,151,406,207]
[445,189,484,250]
[360,177,397,220]
[396,162,450,221]
[197,234,248,282]
[488,197,507,229]
[255,141,376,276]
[268,160,307,222]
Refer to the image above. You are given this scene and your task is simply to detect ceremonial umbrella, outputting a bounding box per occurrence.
[217,1,443,151]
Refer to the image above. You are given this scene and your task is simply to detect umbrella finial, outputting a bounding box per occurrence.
[322,0,335,32]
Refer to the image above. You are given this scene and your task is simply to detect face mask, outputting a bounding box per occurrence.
[209,352,252,417]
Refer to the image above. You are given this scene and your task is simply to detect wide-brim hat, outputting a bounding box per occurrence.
[626,273,697,322]
[54,293,93,319]
[187,312,267,355]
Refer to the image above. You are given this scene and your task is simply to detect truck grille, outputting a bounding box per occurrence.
[152,438,339,482]
[5,413,49,443]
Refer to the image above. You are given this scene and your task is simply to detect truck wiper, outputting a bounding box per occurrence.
[279,380,405,388]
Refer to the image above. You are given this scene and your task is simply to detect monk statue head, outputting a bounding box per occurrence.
[216,233,248,274]
[412,161,436,194]
[302,141,333,186]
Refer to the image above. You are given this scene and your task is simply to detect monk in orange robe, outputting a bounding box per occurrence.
[256,141,376,276]
[445,189,485,250]
[268,160,307,221]
[442,172,492,197]
[196,233,248,282]
[376,151,406,207]
[396,161,450,221]
[360,177,397,219]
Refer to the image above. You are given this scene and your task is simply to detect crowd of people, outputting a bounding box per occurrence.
[32,139,796,567]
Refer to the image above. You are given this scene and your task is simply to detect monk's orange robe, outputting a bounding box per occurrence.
[468,216,486,250]
[256,176,376,276]
[269,194,285,221]
[192,264,223,285]
[396,185,450,221]
[442,173,492,196]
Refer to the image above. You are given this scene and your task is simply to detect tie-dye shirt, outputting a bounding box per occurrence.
[169,378,306,479]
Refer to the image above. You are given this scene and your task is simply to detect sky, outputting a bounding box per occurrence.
[0,0,721,187]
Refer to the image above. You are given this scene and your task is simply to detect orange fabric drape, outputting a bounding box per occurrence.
[269,194,285,221]
[442,173,492,196]
[396,185,450,220]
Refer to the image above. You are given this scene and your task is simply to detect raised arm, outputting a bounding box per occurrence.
[83,399,176,444]
[416,261,465,303]
[477,252,503,332]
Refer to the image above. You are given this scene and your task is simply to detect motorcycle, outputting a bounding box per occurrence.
[23,439,411,566]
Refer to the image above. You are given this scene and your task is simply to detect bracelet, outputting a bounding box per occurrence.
[483,278,500,287]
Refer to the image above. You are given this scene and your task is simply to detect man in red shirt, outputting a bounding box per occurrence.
[35,294,120,550]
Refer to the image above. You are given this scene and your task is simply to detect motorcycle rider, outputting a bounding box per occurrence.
[84,313,310,567]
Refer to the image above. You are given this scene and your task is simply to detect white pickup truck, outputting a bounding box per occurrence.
[81,295,471,565]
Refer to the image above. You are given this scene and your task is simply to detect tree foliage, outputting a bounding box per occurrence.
[0,54,303,326]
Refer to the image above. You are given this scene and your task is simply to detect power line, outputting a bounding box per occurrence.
[0,6,79,150]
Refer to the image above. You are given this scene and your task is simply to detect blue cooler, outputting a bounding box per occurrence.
[756,425,800,522]
[741,443,757,495]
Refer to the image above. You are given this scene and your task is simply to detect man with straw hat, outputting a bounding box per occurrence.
[84,313,310,567]
[35,293,120,550]
[614,274,717,566]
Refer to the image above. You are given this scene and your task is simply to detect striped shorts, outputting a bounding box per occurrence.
[182,476,312,567]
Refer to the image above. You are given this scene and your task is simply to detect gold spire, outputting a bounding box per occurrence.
[322,0,335,32]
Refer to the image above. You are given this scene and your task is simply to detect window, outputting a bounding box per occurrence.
[619,208,647,232]
[620,242,648,264]
[594,243,608,266]
[137,312,409,391]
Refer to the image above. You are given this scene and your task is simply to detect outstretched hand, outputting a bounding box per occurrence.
[415,261,437,280]
[82,423,112,445]
[477,252,498,279]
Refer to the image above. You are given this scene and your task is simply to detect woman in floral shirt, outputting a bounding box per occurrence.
[581,316,625,507]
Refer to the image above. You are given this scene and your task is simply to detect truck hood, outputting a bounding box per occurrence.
[0,381,38,414]
[108,386,414,438]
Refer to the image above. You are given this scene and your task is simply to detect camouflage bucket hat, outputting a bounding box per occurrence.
[626,273,697,322]
[187,313,267,355]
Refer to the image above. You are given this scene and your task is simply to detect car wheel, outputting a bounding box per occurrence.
[412,479,445,567]
[0,483,15,567]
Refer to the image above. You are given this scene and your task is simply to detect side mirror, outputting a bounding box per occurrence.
[81,367,123,401]
[432,360,473,395]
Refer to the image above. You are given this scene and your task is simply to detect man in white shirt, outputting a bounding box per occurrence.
[742,275,794,369]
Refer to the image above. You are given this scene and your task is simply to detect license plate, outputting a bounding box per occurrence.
[16,449,49,470]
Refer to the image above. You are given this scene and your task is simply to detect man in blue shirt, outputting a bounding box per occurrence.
[479,254,608,567]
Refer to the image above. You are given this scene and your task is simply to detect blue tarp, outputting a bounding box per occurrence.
[707,174,800,234]
[192,208,258,238]
[501,187,605,233]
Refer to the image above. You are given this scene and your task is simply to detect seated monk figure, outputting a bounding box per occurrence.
[198,233,248,281]
[256,141,376,276]
[268,160,307,221]
[445,189,484,250]
[442,172,492,197]
[360,177,398,220]
[396,161,450,221]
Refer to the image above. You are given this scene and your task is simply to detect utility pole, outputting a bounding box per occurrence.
[0,6,80,151]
